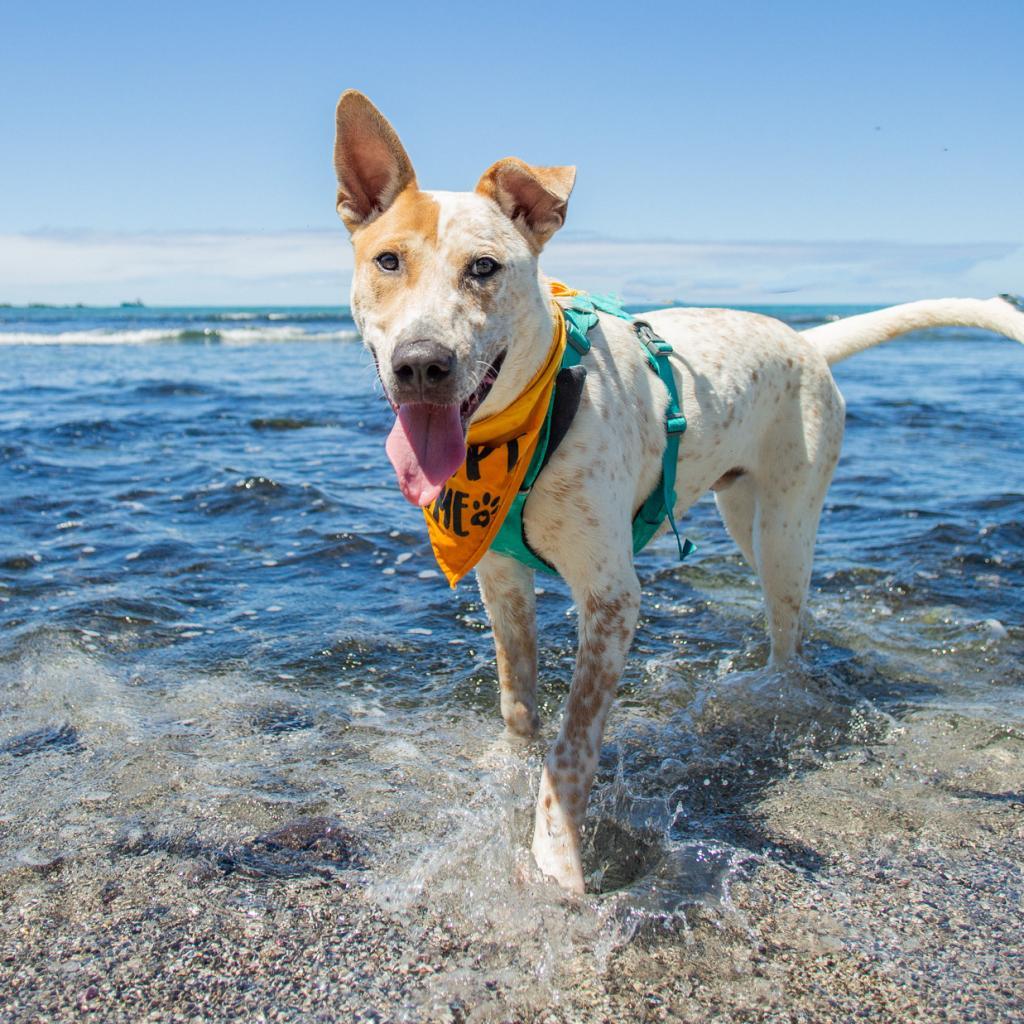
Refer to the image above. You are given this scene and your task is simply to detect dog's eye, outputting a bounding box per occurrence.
[468,256,501,280]
[375,251,400,272]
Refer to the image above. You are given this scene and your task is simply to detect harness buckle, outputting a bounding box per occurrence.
[565,328,591,357]
[634,320,674,357]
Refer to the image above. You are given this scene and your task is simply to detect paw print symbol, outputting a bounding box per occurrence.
[470,492,501,529]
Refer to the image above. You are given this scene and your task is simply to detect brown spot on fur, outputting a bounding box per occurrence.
[352,187,440,289]
[546,584,640,839]
[584,592,626,619]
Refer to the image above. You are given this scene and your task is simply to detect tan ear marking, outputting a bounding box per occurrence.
[476,158,576,251]
[333,90,417,233]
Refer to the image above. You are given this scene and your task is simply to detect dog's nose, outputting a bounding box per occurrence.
[391,339,455,394]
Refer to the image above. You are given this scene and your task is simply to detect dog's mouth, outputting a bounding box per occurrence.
[457,350,505,428]
[383,350,506,508]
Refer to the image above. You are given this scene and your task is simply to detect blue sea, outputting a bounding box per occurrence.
[1,303,1022,1016]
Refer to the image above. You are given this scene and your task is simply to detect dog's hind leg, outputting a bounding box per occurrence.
[752,390,844,665]
[477,551,540,738]
[530,555,642,893]
[752,485,827,664]
[716,469,822,663]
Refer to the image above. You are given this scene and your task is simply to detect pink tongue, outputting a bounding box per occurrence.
[385,403,467,506]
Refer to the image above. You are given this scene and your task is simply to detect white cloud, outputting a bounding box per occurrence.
[0,230,354,307]
[0,229,1020,306]
[545,235,1023,305]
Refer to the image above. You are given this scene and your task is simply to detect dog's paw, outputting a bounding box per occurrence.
[532,773,586,894]
[500,699,540,740]
[531,832,585,895]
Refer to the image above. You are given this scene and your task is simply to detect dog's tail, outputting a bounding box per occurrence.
[801,294,1024,365]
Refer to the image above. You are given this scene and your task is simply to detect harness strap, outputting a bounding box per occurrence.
[518,302,593,493]
[539,365,586,475]
[490,294,695,572]
[491,304,593,571]
[632,320,696,561]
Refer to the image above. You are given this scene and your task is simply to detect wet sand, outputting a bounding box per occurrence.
[3,709,1021,1024]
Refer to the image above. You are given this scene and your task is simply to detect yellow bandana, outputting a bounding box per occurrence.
[424,282,578,586]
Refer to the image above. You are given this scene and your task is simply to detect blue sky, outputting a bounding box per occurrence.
[1,1,1021,304]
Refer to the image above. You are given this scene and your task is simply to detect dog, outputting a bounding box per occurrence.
[332,90,1024,894]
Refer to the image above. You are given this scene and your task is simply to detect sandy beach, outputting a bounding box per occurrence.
[3,703,1021,1023]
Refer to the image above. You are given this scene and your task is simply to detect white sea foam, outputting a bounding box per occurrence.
[0,327,360,345]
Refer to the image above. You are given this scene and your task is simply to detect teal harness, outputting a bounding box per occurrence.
[489,292,695,574]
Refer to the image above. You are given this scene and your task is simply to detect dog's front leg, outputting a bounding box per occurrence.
[476,551,539,738]
[531,561,641,893]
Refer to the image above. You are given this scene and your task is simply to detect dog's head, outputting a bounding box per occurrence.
[333,90,575,506]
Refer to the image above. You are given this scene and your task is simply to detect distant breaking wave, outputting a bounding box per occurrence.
[0,303,851,345]
[0,326,361,345]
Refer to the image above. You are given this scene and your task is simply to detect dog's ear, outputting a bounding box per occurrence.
[476,158,576,250]
[334,91,416,232]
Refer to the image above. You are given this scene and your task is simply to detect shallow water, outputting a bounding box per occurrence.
[1,306,1022,1019]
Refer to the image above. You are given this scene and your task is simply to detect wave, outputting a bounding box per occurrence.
[265,311,349,322]
[0,327,361,345]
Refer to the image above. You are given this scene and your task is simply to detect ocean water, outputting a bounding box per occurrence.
[1,303,1022,1017]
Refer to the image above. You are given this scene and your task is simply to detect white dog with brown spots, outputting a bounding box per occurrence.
[332,91,1024,894]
